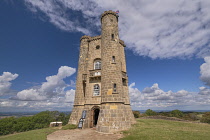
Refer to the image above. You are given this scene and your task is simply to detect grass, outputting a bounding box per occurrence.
[0,128,57,140]
[61,124,77,130]
[120,119,210,140]
[0,124,77,140]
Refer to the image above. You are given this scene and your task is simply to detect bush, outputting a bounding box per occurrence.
[169,110,184,118]
[0,111,71,136]
[183,113,200,121]
[0,117,16,135]
[133,111,141,118]
[201,112,210,124]
[145,109,156,116]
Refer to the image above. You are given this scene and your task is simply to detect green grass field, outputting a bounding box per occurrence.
[1,119,210,140]
[120,119,210,140]
[0,128,57,140]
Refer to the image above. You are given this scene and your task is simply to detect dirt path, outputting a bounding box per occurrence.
[47,128,123,140]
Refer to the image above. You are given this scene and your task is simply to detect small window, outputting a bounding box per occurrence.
[122,79,127,86]
[96,45,100,49]
[113,83,117,92]
[94,60,101,70]
[112,56,115,63]
[111,34,114,40]
[93,84,100,96]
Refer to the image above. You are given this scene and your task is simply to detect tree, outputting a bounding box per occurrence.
[170,110,184,118]
[133,111,141,118]
[201,112,210,124]
[145,109,156,116]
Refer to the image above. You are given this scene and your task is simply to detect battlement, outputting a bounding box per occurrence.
[101,10,119,22]
[80,35,90,42]
[88,35,101,42]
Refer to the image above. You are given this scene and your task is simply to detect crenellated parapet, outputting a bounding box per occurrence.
[80,35,90,42]
[88,35,101,42]
[101,10,119,21]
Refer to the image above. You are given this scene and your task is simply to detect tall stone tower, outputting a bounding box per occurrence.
[69,11,135,133]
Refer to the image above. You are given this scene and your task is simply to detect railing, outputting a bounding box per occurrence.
[89,70,101,77]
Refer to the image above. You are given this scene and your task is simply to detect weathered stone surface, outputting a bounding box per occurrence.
[69,10,136,133]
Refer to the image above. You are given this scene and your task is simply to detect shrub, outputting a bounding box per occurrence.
[145,109,156,116]
[133,111,141,118]
[183,113,200,121]
[169,110,184,118]
[201,112,210,124]
[0,111,71,136]
[0,117,16,135]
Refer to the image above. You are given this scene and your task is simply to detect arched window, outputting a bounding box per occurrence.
[94,60,101,70]
[93,84,100,96]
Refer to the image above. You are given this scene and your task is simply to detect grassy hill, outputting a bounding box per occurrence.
[1,119,210,140]
[121,119,210,140]
[0,128,56,140]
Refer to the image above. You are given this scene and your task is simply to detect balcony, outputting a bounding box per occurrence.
[122,71,127,79]
[90,70,101,77]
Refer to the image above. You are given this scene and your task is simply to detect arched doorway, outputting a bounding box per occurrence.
[91,106,100,127]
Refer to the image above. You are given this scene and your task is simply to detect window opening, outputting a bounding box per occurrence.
[94,60,101,70]
[111,34,114,40]
[93,84,100,96]
[122,79,127,86]
[113,83,117,92]
[112,56,115,63]
[96,45,100,49]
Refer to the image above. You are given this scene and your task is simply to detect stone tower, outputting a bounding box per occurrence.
[69,11,135,133]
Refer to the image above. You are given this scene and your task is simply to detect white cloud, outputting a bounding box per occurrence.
[200,57,210,86]
[15,66,76,101]
[65,89,75,103]
[199,86,210,95]
[129,83,210,110]
[129,82,142,102]
[24,0,210,59]
[0,72,18,96]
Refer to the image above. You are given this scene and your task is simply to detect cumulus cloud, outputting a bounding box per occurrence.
[129,83,210,110]
[65,89,75,103]
[24,0,210,59]
[15,66,76,101]
[0,72,18,96]
[129,82,142,102]
[200,57,210,86]
[199,87,210,95]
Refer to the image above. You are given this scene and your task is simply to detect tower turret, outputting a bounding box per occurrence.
[69,11,135,133]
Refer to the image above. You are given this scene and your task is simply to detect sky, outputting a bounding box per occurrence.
[0,0,210,112]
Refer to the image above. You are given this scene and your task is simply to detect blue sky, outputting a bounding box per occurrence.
[0,0,210,112]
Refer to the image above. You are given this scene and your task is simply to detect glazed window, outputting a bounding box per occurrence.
[112,56,115,63]
[113,83,117,92]
[94,60,101,70]
[93,84,100,96]
[96,45,100,49]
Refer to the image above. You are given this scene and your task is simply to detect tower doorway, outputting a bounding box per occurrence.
[91,107,100,127]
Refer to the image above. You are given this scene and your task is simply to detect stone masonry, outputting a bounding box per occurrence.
[69,11,136,133]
